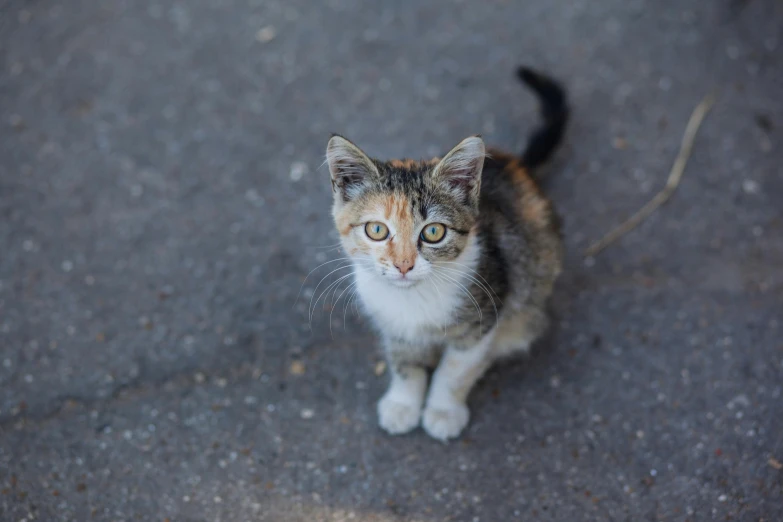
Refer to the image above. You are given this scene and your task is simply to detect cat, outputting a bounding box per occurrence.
[324,66,568,441]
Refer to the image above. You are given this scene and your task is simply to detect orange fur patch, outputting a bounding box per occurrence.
[381,193,417,268]
[486,148,552,229]
[334,211,354,237]
[388,159,419,170]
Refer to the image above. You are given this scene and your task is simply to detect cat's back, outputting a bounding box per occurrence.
[478,149,563,294]
[481,150,559,233]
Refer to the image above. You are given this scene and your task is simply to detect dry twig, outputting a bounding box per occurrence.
[585,94,716,258]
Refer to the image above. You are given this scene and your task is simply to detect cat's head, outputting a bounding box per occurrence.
[326,135,485,288]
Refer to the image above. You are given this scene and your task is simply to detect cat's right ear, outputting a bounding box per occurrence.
[326,135,378,202]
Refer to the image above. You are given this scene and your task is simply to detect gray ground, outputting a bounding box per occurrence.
[1,0,782,520]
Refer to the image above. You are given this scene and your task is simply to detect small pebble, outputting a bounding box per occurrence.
[726,44,740,59]
[718,494,727,502]
[245,188,264,205]
[300,408,315,419]
[290,361,305,375]
[61,260,73,272]
[256,26,276,43]
[374,361,386,376]
[289,161,308,182]
[742,179,760,194]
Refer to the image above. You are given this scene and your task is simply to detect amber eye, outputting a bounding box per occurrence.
[365,221,389,241]
[420,223,446,243]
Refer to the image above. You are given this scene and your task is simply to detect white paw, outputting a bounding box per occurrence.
[422,401,470,441]
[377,394,421,435]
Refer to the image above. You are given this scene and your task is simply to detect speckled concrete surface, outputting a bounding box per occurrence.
[1,0,782,520]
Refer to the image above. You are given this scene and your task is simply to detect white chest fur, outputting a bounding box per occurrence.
[354,238,481,344]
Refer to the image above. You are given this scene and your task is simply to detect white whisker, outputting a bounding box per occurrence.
[294,256,353,307]
[431,269,483,329]
[311,272,355,325]
[303,241,343,250]
[310,264,374,329]
[423,274,448,335]
[435,265,499,324]
[308,264,356,322]
[339,280,360,331]
[438,261,503,303]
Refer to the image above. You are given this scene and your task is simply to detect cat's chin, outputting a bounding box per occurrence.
[387,278,420,289]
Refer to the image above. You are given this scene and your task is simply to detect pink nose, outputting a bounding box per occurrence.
[394,260,414,275]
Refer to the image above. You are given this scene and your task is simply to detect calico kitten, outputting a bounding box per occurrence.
[325,67,568,441]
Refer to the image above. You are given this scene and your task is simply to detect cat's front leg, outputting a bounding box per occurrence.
[422,331,495,441]
[377,341,428,435]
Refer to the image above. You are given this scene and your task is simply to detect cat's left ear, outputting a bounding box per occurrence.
[431,136,485,209]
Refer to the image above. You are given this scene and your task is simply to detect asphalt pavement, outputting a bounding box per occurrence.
[1,0,782,520]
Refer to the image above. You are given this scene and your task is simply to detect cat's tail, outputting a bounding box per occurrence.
[516,66,569,170]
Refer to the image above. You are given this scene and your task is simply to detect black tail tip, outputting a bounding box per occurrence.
[516,65,569,170]
[516,66,567,107]
[516,66,539,86]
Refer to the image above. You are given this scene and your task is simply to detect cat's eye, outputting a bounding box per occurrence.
[420,223,446,243]
[365,221,389,241]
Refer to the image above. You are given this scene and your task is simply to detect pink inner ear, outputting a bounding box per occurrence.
[334,161,366,187]
[445,165,479,186]
[434,138,485,196]
[439,159,482,195]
